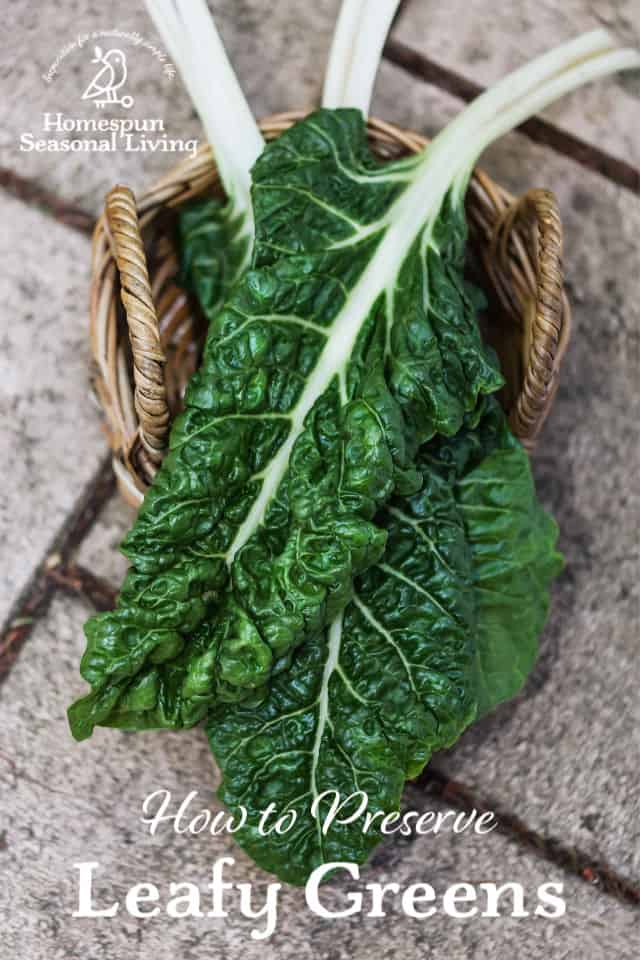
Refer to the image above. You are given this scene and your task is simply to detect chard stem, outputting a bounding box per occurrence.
[435,28,616,155]
[323,0,402,114]
[322,0,367,108]
[456,45,640,189]
[145,0,264,229]
[395,30,638,214]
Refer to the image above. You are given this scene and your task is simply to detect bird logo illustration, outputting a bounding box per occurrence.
[81,46,134,109]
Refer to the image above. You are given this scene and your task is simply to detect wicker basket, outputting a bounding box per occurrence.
[90,112,571,507]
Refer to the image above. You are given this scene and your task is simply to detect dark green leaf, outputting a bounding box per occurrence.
[207,402,562,883]
[70,109,501,740]
[177,197,251,323]
[208,461,477,885]
[457,430,563,715]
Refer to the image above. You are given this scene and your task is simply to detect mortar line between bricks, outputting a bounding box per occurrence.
[38,557,640,913]
[0,167,96,234]
[47,562,117,613]
[382,39,640,195]
[0,451,116,685]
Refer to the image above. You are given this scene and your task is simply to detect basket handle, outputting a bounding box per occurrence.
[105,185,170,470]
[488,188,571,448]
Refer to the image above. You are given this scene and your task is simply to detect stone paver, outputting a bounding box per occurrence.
[1,595,638,960]
[74,493,135,587]
[374,59,640,881]
[0,194,105,626]
[0,0,341,215]
[393,0,640,167]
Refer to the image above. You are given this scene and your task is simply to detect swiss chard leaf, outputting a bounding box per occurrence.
[207,402,562,884]
[456,433,563,716]
[69,108,502,740]
[177,198,251,323]
[208,465,478,885]
[420,401,563,716]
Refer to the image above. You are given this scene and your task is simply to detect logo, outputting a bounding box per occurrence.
[82,45,133,109]
[20,29,198,158]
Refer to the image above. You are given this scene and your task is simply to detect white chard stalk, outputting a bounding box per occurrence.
[460,43,640,186]
[391,30,640,226]
[145,0,263,233]
[323,0,402,113]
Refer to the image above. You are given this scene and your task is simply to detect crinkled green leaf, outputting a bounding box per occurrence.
[456,430,563,716]
[69,108,502,740]
[208,460,478,885]
[207,401,562,884]
[421,400,563,715]
[177,197,251,323]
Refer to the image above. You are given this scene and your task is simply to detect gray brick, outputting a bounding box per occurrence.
[74,494,135,587]
[0,195,105,626]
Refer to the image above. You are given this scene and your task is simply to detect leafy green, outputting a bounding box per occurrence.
[458,439,563,716]
[177,198,252,323]
[207,457,478,885]
[66,16,640,893]
[207,401,562,884]
[421,403,563,715]
[69,108,503,740]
